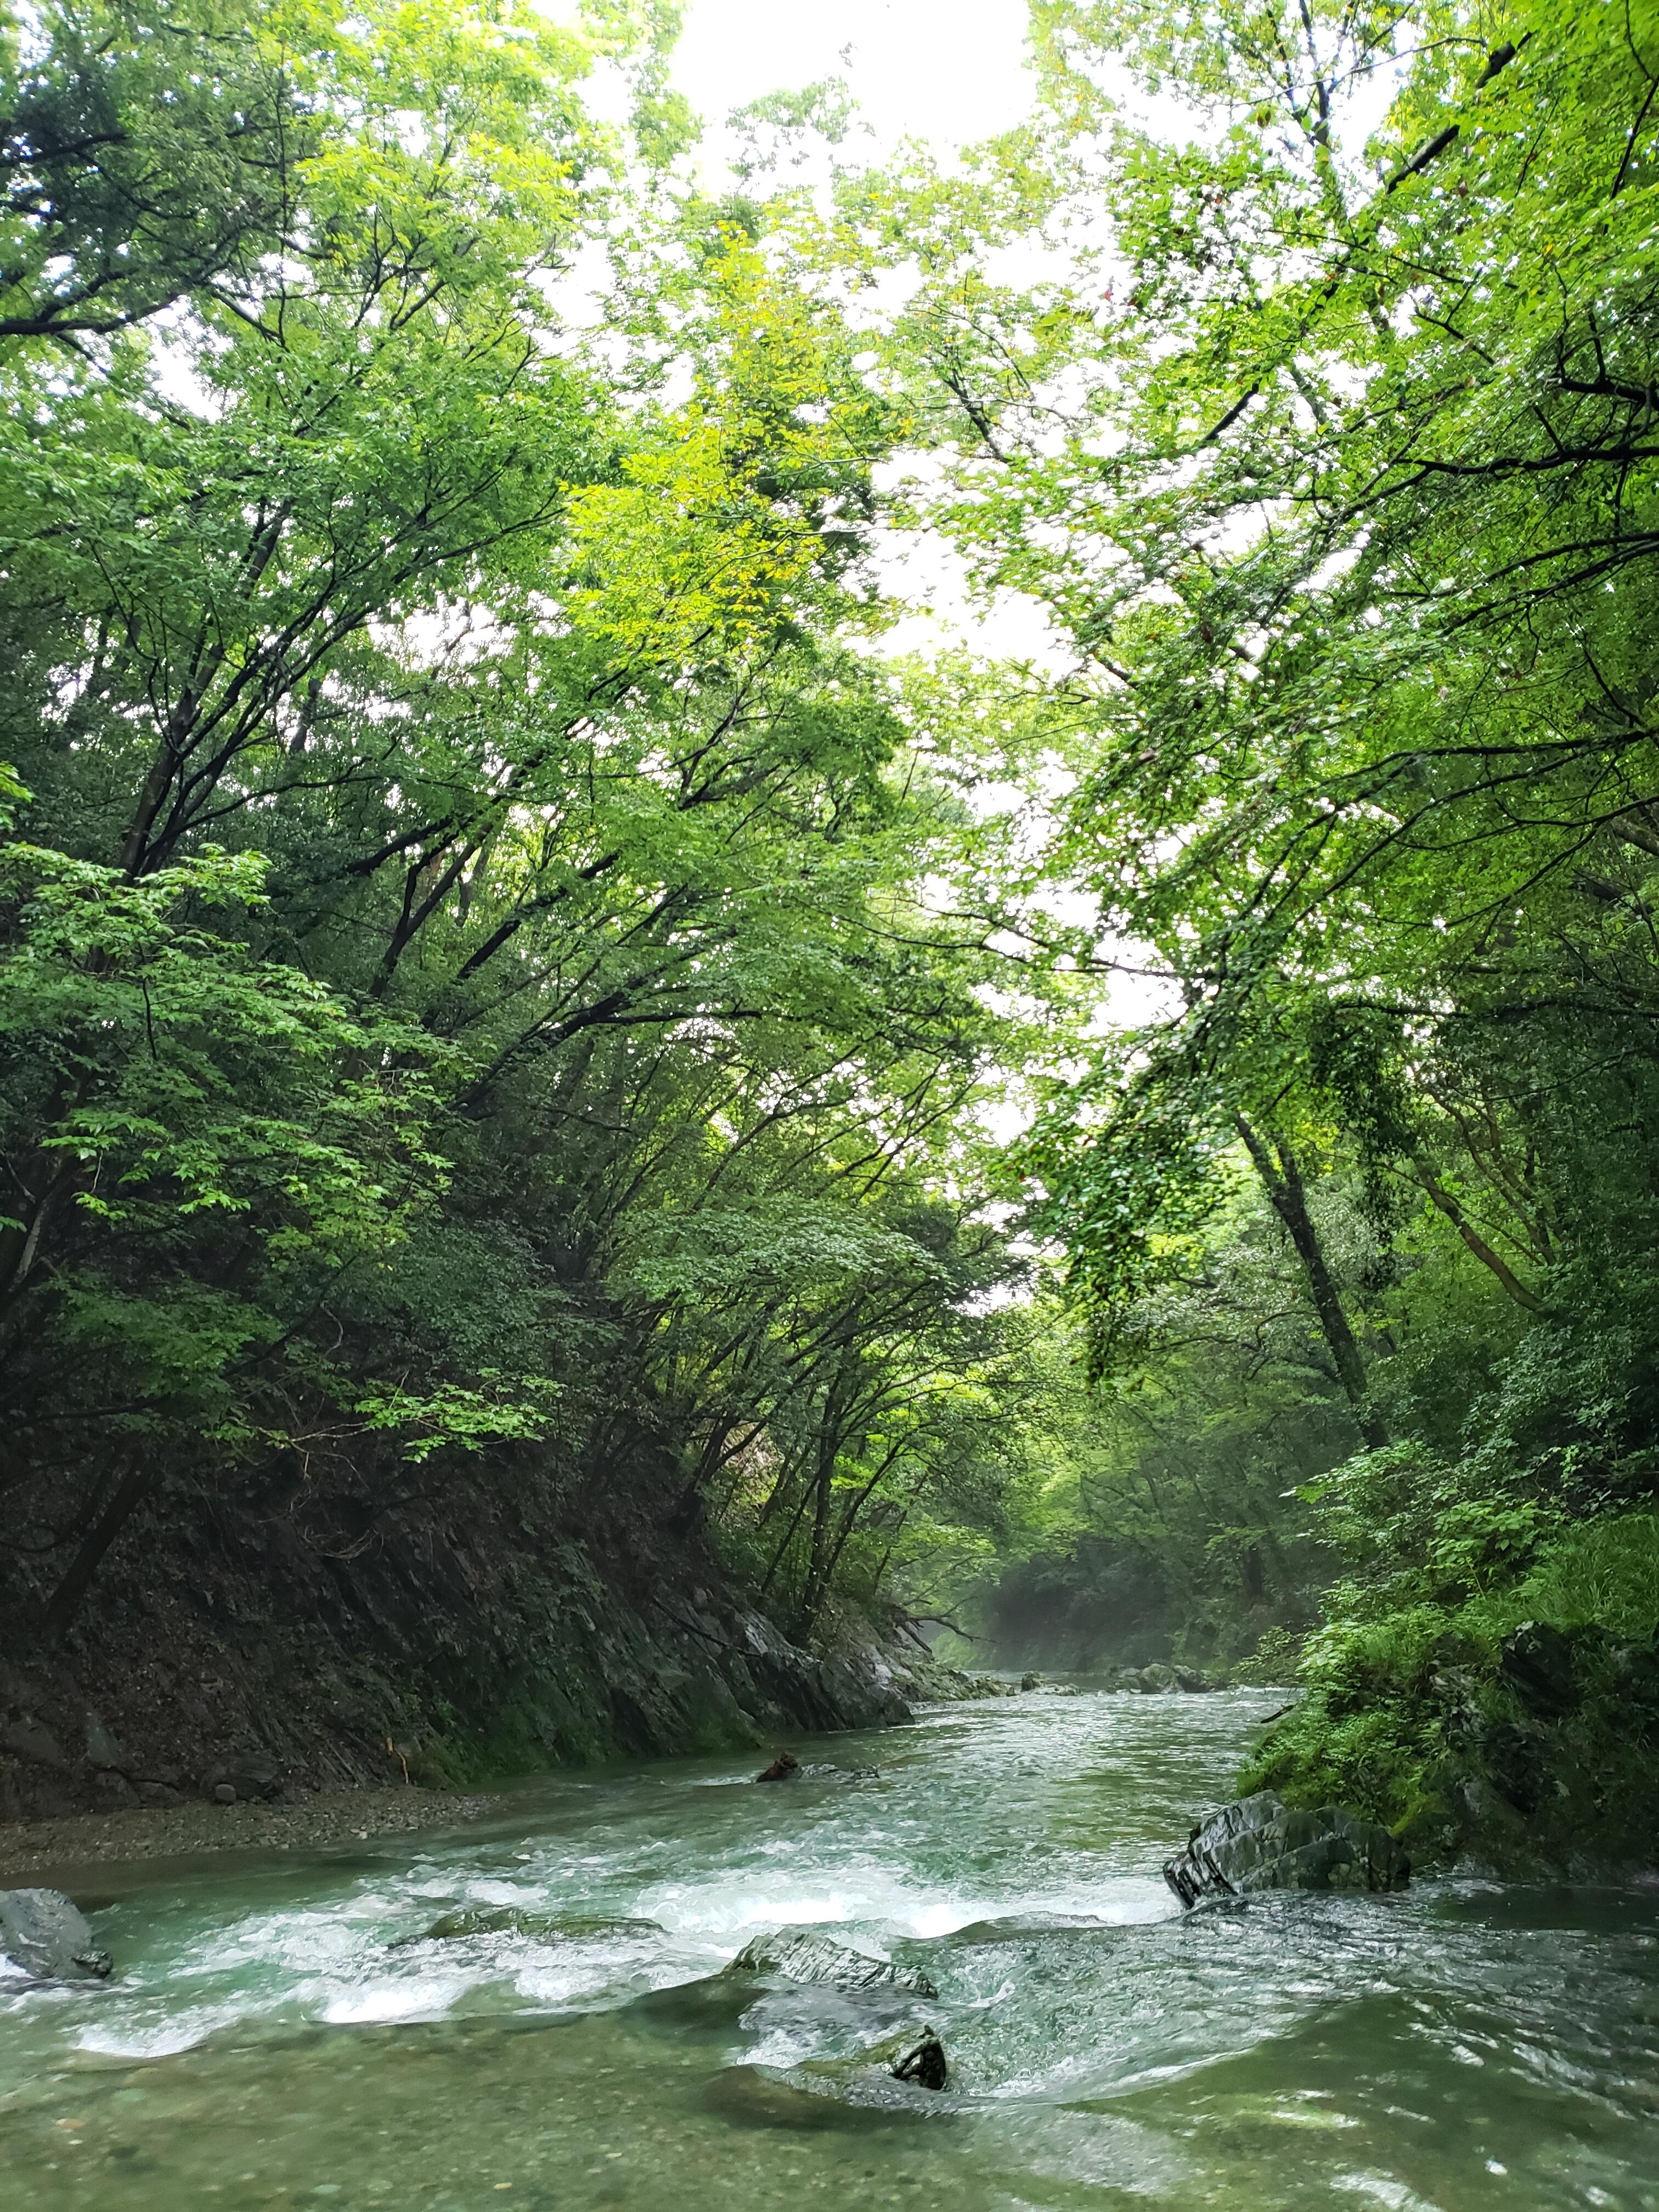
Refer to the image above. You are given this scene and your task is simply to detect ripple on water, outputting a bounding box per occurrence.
[2,1687,1657,2212]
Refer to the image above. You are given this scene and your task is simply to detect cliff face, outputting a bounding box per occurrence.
[0,1462,930,1823]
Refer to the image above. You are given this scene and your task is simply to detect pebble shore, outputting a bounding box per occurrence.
[0,1784,502,1883]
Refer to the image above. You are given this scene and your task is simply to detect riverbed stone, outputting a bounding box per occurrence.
[399,1907,660,1947]
[726,1928,939,1997]
[0,1888,112,1980]
[203,1753,285,1802]
[1163,1790,1409,1908]
[891,2030,947,2089]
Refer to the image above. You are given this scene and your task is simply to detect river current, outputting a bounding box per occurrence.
[2,1684,1656,2210]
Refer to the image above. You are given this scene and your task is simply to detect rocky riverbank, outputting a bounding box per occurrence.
[0,1782,505,1883]
[1,1451,974,1825]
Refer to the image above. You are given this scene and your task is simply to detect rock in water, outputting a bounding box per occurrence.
[398,1908,659,1947]
[891,2032,947,2090]
[0,1889,112,1981]
[1163,1791,1409,1908]
[726,1928,939,1997]
[755,1752,800,1782]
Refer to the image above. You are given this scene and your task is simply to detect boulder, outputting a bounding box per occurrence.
[0,1719,69,1772]
[1019,1672,1041,1691]
[1163,1790,1409,1909]
[966,1674,1018,1697]
[202,1754,285,1802]
[0,1889,112,1981]
[1612,1636,1659,1716]
[891,2031,947,2090]
[1137,1664,1177,1694]
[398,1908,659,1948]
[84,1712,126,1770]
[1479,1718,1548,1815]
[725,1928,939,1998]
[1499,1621,1601,1719]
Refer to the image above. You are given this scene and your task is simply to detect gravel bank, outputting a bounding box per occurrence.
[0,1783,503,1883]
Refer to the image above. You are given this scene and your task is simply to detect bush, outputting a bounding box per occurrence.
[1242,1513,1659,1865]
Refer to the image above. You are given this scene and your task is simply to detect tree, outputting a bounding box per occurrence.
[0,0,1063,1649]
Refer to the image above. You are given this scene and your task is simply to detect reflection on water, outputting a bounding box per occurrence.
[2,1686,1656,2209]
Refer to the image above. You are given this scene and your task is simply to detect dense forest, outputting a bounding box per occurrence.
[3,0,1657,1864]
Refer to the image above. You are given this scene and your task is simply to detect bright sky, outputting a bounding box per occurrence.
[670,0,1039,163]
[662,3,1170,1033]
[665,2,1067,668]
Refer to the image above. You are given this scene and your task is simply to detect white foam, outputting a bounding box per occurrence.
[320,1974,469,2025]
[75,2009,238,2059]
[639,1870,1175,1948]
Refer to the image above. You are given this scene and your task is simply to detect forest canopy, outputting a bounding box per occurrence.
[3,0,1658,1847]
[817,0,1659,1841]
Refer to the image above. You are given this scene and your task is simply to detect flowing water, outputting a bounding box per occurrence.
[3,1684,1657,2211]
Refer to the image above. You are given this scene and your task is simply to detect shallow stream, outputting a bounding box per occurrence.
[3,1684,1657,2210]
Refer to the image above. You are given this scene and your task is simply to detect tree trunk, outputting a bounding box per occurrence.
[797,1427,839,1638]
[38,1466,157,1643]
[1235,1116,1387,1447]
[1410,1156,1544,1313]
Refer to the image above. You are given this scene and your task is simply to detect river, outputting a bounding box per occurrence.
[2,1683,1656,2209]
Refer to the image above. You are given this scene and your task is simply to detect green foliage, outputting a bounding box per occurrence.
[1492,1516,1659,1644]
[793,0,1659,1848]
[0,0,1069,1645]
[1244,1514,1659,1846]
[10,0,1653,1847]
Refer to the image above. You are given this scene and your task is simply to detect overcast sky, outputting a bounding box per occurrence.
[670,0,1038,163]
[666,4,1067,666]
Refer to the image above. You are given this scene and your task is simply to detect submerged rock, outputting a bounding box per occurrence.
[890,2030,947,2090]
[0,1888,112,1981]
[755,1752,800,1782]
[1164,1791,1409,1908]
[725,1928,939,1997]
[703,2064,878,2134]
[397,1908,657,1948]
[965,1674,1019,1697]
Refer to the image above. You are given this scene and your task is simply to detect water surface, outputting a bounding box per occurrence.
[3,1685,1656,2209]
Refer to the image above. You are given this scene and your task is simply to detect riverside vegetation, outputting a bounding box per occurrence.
[2,0,1657,1876]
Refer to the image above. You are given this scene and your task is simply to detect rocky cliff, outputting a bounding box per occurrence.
[0,1459,948,1822]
